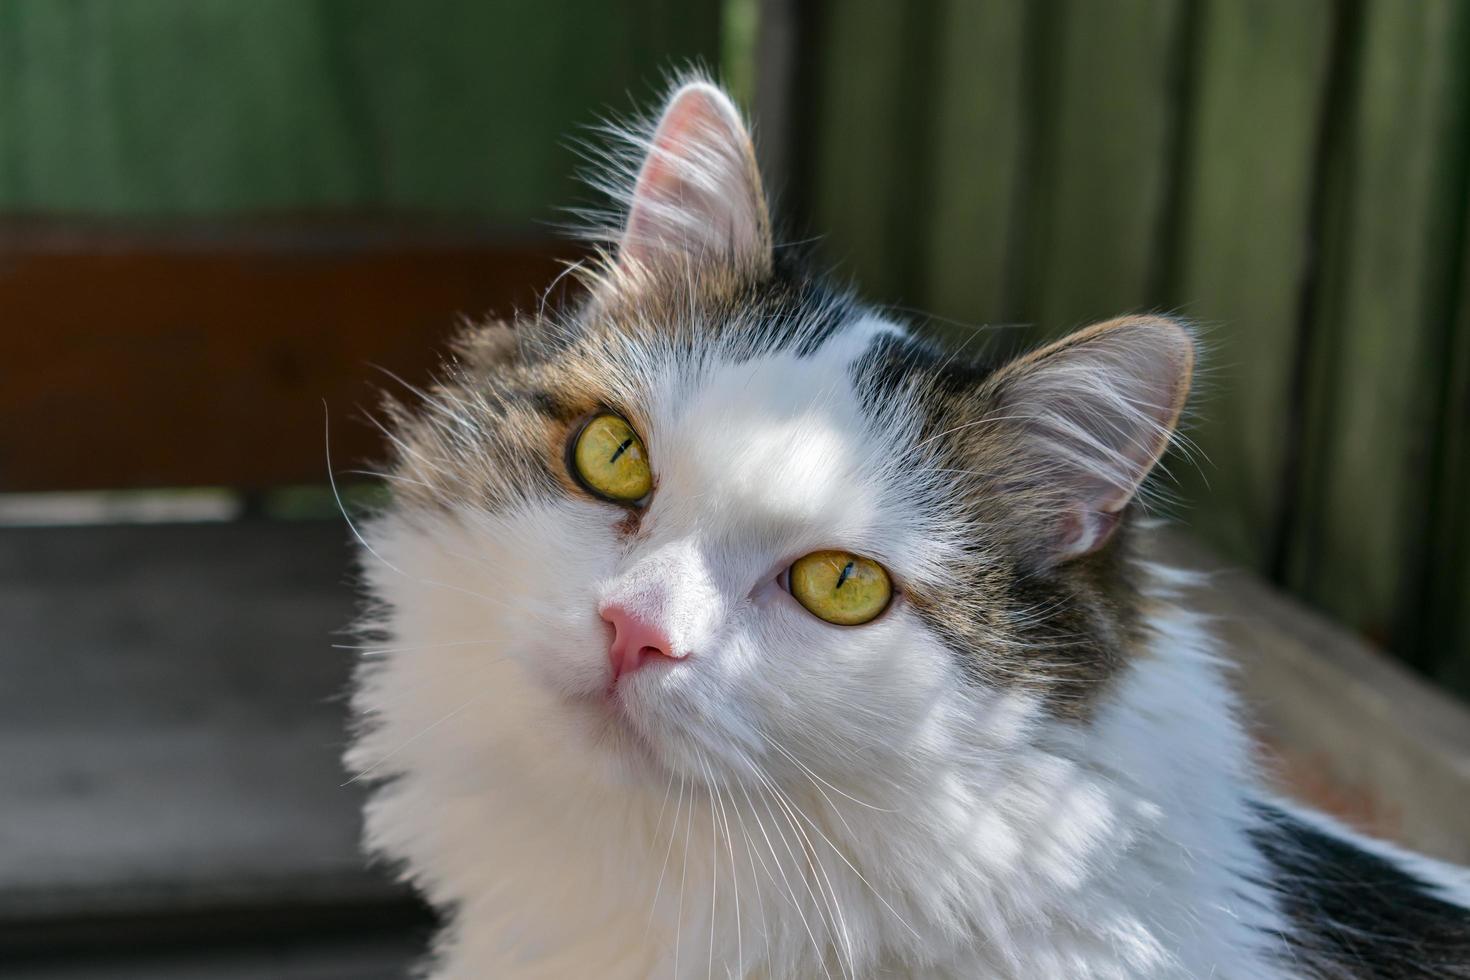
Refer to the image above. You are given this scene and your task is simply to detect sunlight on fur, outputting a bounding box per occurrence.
[346,76,1470,979]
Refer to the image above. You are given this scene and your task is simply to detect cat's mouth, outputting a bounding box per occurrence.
[563,680,674,777]
[595,678,734,786]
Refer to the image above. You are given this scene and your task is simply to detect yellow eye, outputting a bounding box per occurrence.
[570,414,652,503]
[788,550,892,626]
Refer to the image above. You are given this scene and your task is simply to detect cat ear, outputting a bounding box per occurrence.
[618,81,772,274]
[984,316,1195,564]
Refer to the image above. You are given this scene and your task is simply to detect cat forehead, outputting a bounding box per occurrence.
[395,299,971,576]
[637,315,906,535]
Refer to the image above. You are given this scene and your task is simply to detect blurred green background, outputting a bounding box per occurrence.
[2,0,1467,692]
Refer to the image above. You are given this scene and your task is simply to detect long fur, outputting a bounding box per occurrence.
[347,78,1470,978]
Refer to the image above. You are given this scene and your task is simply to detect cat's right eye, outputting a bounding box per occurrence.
[569,413,653,504]
[788,550,892,626]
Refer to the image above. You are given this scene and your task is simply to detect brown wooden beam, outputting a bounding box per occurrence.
[0,220,583,492]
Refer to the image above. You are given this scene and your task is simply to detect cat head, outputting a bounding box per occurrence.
[357,79,1194,796]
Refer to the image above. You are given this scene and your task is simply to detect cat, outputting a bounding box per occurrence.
[346,77,1470,978]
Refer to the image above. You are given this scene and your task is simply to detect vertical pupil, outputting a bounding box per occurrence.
[608,435,635,464]
[835,560,855,590]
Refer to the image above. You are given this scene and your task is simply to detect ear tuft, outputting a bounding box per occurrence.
[618,81,771,275]
[986,315,1195,563]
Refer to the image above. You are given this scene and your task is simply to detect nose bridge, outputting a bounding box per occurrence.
[602,537,722,650]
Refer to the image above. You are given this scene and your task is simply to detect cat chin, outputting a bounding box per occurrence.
[551,670,715,790]
[569,704,669,787]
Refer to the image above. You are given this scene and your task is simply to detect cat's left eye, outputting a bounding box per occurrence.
[788,550,893,626]
[570,413,652,504]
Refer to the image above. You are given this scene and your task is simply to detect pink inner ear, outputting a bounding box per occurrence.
[1056,504,1123,562]
[620,84,766,269]
[633,91,715,201]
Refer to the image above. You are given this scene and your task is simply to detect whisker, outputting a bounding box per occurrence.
[747,766,838,978]
[750,764,856,980]
[344,689,489,785]
[330,407,549,625]
[743,738,925,968]
[700,752,719,980]
[731,783,772,968]
[333,638,499,657]
[732,765,830,980]
[649,772,686,936]
[760,733,897,813]
[677,764,695,977]
[756,752,921,943]
[706,759,743,975]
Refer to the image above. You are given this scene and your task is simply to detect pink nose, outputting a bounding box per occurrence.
[602,604,684,682]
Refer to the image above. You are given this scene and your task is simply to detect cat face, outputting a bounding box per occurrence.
[370,299,958,788]
[357,82,1193,797]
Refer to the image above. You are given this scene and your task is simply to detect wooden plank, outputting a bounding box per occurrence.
[1163,0,1335,569]
[9,935,420,980]
[805,0,937,303]
[750,0,802,198]
[0,0,720,219]
[919,0,1028,333]
[1416,177,1470,694]
[0,223,578,491]
[1016,0,1185,333]
[0,521,412,939]
[1287,0,1470,653]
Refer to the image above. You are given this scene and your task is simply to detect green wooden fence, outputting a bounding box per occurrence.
[790,0,1470,693]
[0,0,719,219]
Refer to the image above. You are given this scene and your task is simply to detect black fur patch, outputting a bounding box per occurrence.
[848,328,1149,719]
[716,246,858,360]
[1251,801,1470,978]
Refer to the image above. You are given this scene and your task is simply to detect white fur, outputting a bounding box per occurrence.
[347,313,1312,979]
[346,76,1470,979]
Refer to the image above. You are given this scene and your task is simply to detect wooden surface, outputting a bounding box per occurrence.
[11,934,420,980]
[0,520,409,949]
[0,226,579,491]
[1155,528,1470,864]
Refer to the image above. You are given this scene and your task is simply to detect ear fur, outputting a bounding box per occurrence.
[617,81,772,275]
[982,315,1195,564]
